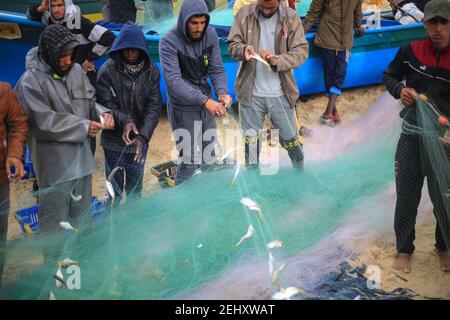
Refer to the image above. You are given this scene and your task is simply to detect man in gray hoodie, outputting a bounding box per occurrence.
[159,0,231,184]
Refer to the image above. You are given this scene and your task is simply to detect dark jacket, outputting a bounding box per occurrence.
[159,0,228,112]
[28,0,115,63]
[96,23,162,153]
[383,38,450,126]
[0,83,28,184]
[303,0,363,51]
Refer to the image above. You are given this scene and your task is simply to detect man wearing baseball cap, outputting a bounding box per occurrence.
[383,0,450,274]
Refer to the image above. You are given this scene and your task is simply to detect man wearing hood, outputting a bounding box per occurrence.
[97,23,162,203]
[28,0,115,84]
[159,0,231,184]
[15,24,115,237]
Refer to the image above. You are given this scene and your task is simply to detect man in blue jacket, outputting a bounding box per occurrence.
[97,23,162,203]
[159,0,232,184]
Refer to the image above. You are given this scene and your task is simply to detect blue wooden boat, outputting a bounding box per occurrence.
[0,9,427,102]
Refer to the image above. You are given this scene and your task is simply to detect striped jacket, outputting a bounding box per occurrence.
[27,0,115,63]
[383,38,450,126]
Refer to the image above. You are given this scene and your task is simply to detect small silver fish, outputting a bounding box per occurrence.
[231,225,254,249]
[268,252,274,277]
[229,163,241,187]
[54,267,66,288]
[106,167,126,206]
[272,287,303,300]
[59,221,78,232]
[197,244,203,248]
[220,147,235,162]
[266,240,284,249]
[48,291,56,300]
[250,53,272,71]
[105,180,115,203]
[70,191,82,202]
[241,198,264,223]
[58,258,79,268]
[271,262,287,285]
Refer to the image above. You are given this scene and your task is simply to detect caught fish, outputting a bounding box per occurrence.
[99,113,105,127]
[229,163,241,187]
[48,291,56,300]
[272,287,303,300]
[70,191,82,202]
[268,252,274,277]
[54,267,66,288]
[106,167,126,206]
[271,262,287,285]
[231,225,254,249]
[354,295,361,300]
[266,240,284,249]
[220,147,235,163]
[240,197,260,208]
[58,258,79,268]
[250,53,272,71]
[105,180,115,203]
[59,221,78,232]
[241,197,264,223]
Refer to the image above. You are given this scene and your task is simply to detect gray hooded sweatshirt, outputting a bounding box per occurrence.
[159,0,228,112]
[15,25,109,187]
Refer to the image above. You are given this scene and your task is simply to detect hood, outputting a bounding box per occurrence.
[109,22,150,64]
[38,24,79,77]
[43,0,79,24]
[177,0,210,41]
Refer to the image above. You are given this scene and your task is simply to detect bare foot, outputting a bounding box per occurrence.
[438,251,450,272]
[393,253,412,273]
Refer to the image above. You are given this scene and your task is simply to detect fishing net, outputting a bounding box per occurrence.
[0,92,413,300]
[413,95,450,252]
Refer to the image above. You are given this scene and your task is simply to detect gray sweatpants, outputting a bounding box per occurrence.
[0,181,9,286]
[240,95,304,167]
[168,107,217,183]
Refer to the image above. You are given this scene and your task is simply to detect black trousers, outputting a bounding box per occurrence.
[394,133,450,254]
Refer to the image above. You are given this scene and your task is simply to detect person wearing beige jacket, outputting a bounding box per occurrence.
[303,0,365,126]
[228,0,308,169]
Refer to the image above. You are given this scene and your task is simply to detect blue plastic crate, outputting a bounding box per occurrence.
[15,196,106,235]
[14,203,39,234]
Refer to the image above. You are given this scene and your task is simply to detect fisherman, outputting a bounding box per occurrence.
[27,0,115,86]
[383,0,450,273]
[0,83,28,286]
[97,23,162,204]
[303,0,365,126]
[15,25,115,238]
[159,0,231,184]
[28,0,116,155]
[228,0,308,168]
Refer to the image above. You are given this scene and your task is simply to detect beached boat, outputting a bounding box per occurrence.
[0,8,426,102]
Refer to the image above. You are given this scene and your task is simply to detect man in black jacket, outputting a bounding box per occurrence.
[383,0,450,273]
[97,23,162,204]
